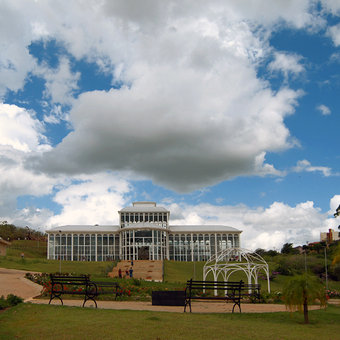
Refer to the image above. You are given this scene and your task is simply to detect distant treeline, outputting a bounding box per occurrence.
[0,222,46,241]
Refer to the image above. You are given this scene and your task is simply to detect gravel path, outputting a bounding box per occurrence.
[1,267,333,313]
[0,268,42,301]
[31,298,298,313]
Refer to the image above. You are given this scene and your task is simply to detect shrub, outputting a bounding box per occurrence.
[132,278,142,286]
[329,263,340,281]
[6,294,24,306]
[0,296,8,310]
[0,294,24,310]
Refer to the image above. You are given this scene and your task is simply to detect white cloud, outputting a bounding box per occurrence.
[253,152,285,177]
[166,200,329,250]
[35,57,80,105]
[0,145,56,222]
[0,103,55,221]
[268,52,304,79]
[321,0,340,15]
[316,104,331,115]
[0,103,49,152]
[330,195,340,213]
[6,207,54,230]
[0,1,39,98]
[0,1,331,193]
[324,195,340,230]
[0,0,339,234]
[328,23,340,46]
[293,159,332,177]
[43,105,70,125]
[32,81,299,192]
[46,172,131,227]
[0,0,332,101]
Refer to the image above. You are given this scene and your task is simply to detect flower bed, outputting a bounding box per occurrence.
[326,289,340,299]
[24,272,179,301]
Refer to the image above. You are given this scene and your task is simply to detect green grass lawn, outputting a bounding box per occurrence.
[0,303,339,340]
[6,240,47,258]
[1,254,340,339]
[0,255,114,278]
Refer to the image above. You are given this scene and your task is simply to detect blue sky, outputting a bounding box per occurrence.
[1,1,340,250]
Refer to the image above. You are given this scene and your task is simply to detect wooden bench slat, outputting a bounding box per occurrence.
[184,279,244,313]
[48,274,122,308]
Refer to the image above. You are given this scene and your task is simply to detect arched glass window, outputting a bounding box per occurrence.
[103,234,108,260]
[61,234,66,260]
[91,234,96,261]
[169,234,174,260]
[228,234,233,248]
[48,234,54,259]
[210,234,215,258]
[55,234,60,258]
[204,234,210,260]
[180,234,186,261]
[193,234,198,261]
[234,234,239,247]
[72,234,78,261]
[84,234,90,261]
[97,234,103,261]
[67,234,72,260]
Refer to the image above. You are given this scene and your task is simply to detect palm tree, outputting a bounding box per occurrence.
[283,273,326,324]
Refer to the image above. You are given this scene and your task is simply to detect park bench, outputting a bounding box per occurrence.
[184,279,243,313]
[91,281,123,302]
[240,283,261,302]
[48,274,122,308]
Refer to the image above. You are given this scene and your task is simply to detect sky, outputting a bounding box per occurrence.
[1,0,340,251]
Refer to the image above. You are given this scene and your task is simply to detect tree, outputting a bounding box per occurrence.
[254,248,265,256]
[281,243,294,254]
[283,273,326,324]
[0,222,46,241]
[332,243,340,266]
[265,249,279,257]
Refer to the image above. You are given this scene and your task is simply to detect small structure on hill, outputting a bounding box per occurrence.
[203,247,271,293]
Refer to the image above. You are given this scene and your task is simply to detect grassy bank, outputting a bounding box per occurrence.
[0,256,112,278]
[0,303,339,340]
[6,240,47,258]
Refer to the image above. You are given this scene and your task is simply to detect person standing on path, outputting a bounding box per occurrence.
[129,267,133,278]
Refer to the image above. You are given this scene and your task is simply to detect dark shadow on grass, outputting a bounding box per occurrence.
[146,316,161,321]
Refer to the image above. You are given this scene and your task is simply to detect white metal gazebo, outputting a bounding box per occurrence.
[203,247,271,293]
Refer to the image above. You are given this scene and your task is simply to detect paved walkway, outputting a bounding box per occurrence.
[1,267,336,313]
[30,298,302,313]
[0,268,42,302]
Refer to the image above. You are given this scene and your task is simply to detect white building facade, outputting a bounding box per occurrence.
[47,202,241,262]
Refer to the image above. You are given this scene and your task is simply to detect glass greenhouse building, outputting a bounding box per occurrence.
[47,202,241,262]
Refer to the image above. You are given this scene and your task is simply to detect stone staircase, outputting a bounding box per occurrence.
[109,260,163,282]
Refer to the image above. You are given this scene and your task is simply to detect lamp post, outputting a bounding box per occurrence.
[59,230,62,274]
